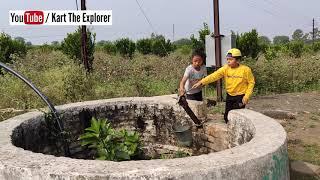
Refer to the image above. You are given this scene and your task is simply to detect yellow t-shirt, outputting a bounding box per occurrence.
[200,64,255,101]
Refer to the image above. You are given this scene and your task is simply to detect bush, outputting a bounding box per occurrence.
[63,65,95,102]
[79,117,141,161]
[190,23,210,53]
[102,41,117,55]
[264,47,278,61]
[136,38,152,55]
[288,41,304,58]
[0,33,27,63]
[115,38,136,58]
[150,34,174,57]
[61,27,95,69]
[235,29,260,59]
[312,41,320,52]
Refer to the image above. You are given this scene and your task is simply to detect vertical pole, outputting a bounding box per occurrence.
[313,18,315,45]
[213,0,223,102]
[81,0,89,72]
[173,24,175,42]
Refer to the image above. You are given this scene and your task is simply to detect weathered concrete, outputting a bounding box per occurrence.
[0,95,289,180]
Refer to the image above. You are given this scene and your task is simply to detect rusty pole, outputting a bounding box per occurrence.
[213,0,223,102]
[81,0,89,72]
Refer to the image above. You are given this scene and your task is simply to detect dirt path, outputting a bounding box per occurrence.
[247,91,320,146]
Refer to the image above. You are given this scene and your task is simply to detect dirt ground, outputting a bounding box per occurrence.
[248,91,320,146]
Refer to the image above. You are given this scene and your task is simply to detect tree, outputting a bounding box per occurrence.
[309,27,320,41]
[0,33,27,63]
[150,34,174,57]
[173,38,192,48]
[273,36,290,45]
[115,38,136,58]
[288,40,304,58]
[14,37,25,43]
[136,38,152,55]
[292,29,303,41]
[61,27,96,69]
[258,36,271,53]
[235,29,260,59]
[190,23,210,53]
[258,36,271,45]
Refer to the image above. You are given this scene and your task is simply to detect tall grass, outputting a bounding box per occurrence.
[0,49,190,109]
[0,48,319,110]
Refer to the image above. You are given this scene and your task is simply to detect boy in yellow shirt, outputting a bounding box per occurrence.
[192,48,255,123]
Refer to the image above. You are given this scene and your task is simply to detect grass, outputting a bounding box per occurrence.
[0,110,27,122]
[288,142,320,166]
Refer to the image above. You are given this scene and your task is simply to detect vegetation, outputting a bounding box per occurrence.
[79,117,141,161]
[61,27,96,70]
[0,26,319,111]
[0,33,27,64]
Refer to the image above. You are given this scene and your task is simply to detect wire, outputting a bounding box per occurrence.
[134,0,169,56]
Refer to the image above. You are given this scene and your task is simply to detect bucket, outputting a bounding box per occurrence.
[173,123,192,147]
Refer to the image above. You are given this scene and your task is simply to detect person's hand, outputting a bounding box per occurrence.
[179,88,185,96]
[192,81,203,89]
[242,97,249,105]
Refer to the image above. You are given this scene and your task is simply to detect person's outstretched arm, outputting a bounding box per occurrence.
[192,66,226,89]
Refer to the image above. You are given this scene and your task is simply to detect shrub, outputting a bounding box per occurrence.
[312,41,320,52]
[235,29,260,59]
[150,34,174,57]
[0,33,27,63]
[190,23,210,53]
[136,38,152,55]
[288,41,304,58]
[264,47,278,61]
[115,38,136,58]
[79,117,141,161]
[61,27,95,69]
[102,41,117,55]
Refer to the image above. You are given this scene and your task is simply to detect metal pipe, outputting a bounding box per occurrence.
[0,62,70,156]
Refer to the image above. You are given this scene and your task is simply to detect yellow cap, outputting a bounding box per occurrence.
[226,48,242,57]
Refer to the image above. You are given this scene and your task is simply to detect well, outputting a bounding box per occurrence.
[0,95,289,180]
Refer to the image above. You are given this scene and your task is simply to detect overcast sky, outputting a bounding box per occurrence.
[1,0,319,44]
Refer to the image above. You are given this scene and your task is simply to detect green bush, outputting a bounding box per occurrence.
[235,29,260,59]
[115,38,136,58]
[102,41,117,55]
[63,65,95,102]
[288,41,304,58]
[79,117,141,161]
[264,47,278,61]
[136,38,152,55]
[61,27,95,69]
[190,23,210,53]
[0,33,27,63]
[312,41,320,52]
[150,34,174,57]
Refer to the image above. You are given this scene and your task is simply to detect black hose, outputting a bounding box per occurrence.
[0,62,70,156]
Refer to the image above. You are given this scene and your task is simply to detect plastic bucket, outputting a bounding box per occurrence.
[173,124,192,147]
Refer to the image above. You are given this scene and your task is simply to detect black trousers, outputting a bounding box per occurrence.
[224,94,245,124]
[186,91,203,101]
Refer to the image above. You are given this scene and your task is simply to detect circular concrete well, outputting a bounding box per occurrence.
[0,95,289,180]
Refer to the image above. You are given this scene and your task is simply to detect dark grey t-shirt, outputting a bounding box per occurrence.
[183,65,207,94]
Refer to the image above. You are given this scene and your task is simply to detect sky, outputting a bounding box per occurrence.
[0,0,319,45]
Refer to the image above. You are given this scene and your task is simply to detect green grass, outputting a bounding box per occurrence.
[288,142,320,166]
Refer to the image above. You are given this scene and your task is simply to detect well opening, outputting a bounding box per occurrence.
[11,100,240,160]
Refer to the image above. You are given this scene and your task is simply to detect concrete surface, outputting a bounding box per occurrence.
[0,95,289,180]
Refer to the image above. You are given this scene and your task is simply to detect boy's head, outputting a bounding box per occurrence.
[191,50,206,69]
[226,48,241,68]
